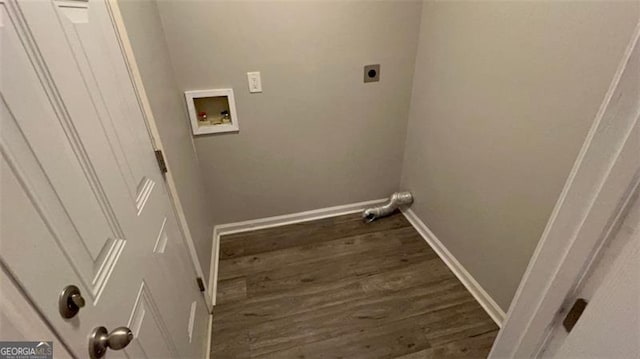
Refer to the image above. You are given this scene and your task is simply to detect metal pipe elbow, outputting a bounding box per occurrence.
[362,191,413,223]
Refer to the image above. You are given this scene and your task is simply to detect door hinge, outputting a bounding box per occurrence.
[196,277,205,292]
[154,150,167,174]
[562,298,588,333]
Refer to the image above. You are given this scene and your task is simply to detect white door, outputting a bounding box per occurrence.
[0,0,208,358]
[540,186,640,358]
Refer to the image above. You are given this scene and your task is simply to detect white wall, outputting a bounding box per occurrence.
[400,1,640,310]
[155,0,423,225]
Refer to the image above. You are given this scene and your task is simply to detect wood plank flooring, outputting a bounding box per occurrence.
[211,212,498,359]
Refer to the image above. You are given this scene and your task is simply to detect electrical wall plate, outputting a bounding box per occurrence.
[247,72,262,93]
[364,64,380,83]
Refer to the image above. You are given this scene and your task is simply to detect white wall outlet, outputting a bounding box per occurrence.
[247,72,262,93]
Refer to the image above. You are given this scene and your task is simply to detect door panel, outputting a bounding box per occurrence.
[1,6,127,299]
[19,0,155,200]
[125,282,179,359]
[0,0,207,357]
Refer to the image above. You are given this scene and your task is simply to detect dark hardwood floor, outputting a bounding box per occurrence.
[210,212,498,358]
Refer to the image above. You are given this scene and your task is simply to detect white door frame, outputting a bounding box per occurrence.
[490,22,640,358]
[103,0,213,310]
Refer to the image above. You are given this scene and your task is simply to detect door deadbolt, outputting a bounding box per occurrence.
[58,285,86,319]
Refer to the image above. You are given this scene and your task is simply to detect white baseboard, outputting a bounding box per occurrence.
[207,198,387,307]
[401,208,506,327]
[208,226,219,310]
[204,313,212,359]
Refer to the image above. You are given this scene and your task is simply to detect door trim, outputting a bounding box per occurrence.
[103,0,213,309]
[489,21,640,358]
